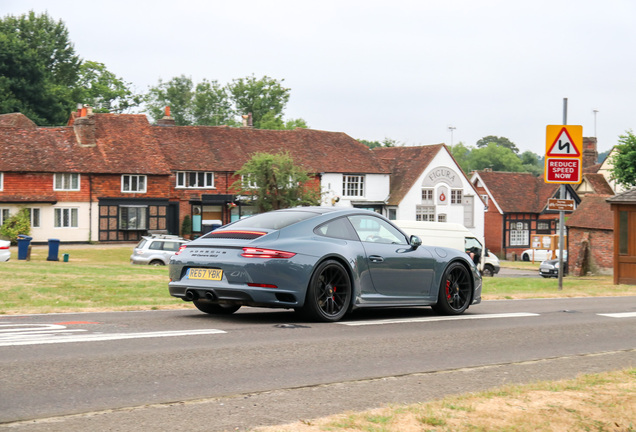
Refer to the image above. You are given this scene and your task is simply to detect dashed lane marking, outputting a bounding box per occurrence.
[597,312,636,319]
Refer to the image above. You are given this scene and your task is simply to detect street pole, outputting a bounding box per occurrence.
[558,98,567,290]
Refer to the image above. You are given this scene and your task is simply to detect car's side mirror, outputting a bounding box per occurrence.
[410,235,422,249]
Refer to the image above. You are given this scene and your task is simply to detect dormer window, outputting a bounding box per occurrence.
[54,173,80,191]
[122,175,146,193]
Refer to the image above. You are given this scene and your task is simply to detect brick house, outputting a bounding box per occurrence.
[470,170,580,259]
[0,110,390,243]
[565,194,614,276]
[373,144,485,239]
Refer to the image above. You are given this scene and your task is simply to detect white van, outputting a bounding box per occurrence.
[393,220,500,277]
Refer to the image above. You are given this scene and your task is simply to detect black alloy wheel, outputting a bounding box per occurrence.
[432,262,472,315]
[302,260,352,322]
[193,299,241,315]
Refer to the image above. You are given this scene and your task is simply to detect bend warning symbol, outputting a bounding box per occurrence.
[546,125,582,157]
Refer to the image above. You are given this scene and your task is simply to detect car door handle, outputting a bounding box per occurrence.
[369,255,384,263]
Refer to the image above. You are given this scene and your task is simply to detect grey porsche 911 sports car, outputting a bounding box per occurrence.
[169,207,481,322]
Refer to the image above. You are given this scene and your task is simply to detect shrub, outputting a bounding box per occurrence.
[0,208,32,245]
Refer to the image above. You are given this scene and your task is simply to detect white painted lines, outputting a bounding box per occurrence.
[339,312,540,326]
[597,312,636,319]
[0,323,226,347]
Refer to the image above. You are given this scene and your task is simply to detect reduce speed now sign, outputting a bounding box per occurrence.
[544,125,583,184]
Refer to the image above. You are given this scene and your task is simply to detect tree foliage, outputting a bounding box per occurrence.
[450,142,543,175]
[76,61,139,113]
[358,138,400,149]
[476,135,519,154]
[0,208,31,244]
[227,75,291,129]
[232,152,320,212]
[610,130,636,188]
[144,74,303,129]
[0,11,81,125]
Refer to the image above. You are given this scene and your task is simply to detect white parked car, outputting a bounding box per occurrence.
[520,249,567,262]
[0,239,11,262]
[130,234,188,266]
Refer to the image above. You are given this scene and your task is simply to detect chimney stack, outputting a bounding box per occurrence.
[157,106,176,126]
[241,113,253,128]
[582,137,598,168]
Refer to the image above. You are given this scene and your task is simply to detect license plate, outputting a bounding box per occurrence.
[186,268,223,281]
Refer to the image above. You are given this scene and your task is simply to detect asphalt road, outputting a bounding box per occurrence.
[1,296,634,431]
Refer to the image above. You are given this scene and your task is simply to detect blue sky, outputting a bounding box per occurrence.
[3,0,635,154]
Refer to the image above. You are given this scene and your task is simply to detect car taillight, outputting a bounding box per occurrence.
[241,248,296,259]
[0,245,8,250]
[175,245,187,255]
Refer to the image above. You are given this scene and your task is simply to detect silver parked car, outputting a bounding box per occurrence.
[130,234,188,266]
[0,239,10,262]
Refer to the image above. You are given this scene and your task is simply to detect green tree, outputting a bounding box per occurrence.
[470,142,523,172]
[358,138,399,149]
[259,112,309,130]
[76,61,139,113]
[0,208,31,244]
[519,150,543,176]
[0,11,81,125]
[449,142,474,173]
[232,152,320,212]
[476,135,519,154]
[192,79,234,126]
[144,75,195,125]
[227,75,290,129]
[610,130,636,188]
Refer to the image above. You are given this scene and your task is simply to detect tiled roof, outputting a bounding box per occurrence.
[0,113,387,176]
[0,113,170,174]
[566,194,613,230]
[153,126,389,174]
[476,170,558,213]
[373,145,444,205]
[582,173,614,195]
[607,187,636,204]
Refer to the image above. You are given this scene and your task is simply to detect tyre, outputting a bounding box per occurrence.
[522,253,530,261]
[149,259,165,266]
[193,299,241,315]
[432,262,472,315]
[301,260,352,322]
[482,264,495,277]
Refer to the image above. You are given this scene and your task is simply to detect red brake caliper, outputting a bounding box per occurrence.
[332,287,336,300]
[445,280,451,301]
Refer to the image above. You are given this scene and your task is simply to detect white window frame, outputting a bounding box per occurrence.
[415,205,436,222]
[28,208,41,228]
[451,189,463,204]
[121,175,147,193]
[510,221,529,246]
[0,172,3,191]
[241,174,257,189]
[176,171,215,189]
[1,208,9,225]
[54,173,80,191]
[54,207,78,228]
[437,214,447,222]
[343,175,365,197]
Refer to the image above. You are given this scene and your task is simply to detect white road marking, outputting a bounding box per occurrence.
[0,323,226,347]
[597,312,636,319]
[339,312,540,326]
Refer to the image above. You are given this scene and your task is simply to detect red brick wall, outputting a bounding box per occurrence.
[568,228,613,275]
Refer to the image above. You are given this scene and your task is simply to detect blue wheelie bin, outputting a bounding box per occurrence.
[17,235,32,260]
[47,238,60,261]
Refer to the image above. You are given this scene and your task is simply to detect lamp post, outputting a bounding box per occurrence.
[592,109,599,137]
[448,126,456,146]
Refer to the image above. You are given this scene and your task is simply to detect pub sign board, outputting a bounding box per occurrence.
[544,125,583,184]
